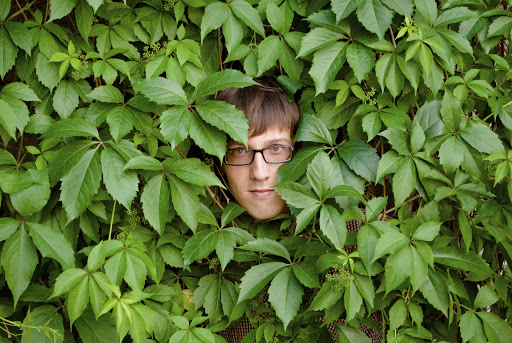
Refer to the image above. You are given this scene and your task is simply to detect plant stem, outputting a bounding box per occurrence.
[109,200,116,240]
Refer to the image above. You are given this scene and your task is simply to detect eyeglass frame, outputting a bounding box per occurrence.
[223,145,295,166]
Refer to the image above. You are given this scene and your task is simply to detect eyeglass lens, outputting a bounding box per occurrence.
[225,146,293,164]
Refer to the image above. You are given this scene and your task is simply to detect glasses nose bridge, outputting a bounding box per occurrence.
[252,148,268,163]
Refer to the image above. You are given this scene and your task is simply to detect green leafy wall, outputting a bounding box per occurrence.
[1,0,512,342]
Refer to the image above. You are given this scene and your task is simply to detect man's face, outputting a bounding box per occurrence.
[223,127,292,221]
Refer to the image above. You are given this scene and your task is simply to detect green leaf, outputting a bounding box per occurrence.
[335,323,371,343]
[48,141,96,185]
[49,0,78,21]
[101,147,139,209]
[2,227,38,306]
[332,0,363,22]
[296,114,333,145]
[319,204,346,249]
[189,111,227,160]
[123,251,147,290]
[356,0,393,40]
[221,202,246,228]
[10,169,50,217]
[308,281,343,311]
[279,39,304,81]
[169,174,200,231]
[1,82,40,102]
[41,118,100,139]
[337,140,379,182]
[133,77,188,106]
[0,99,16,138]
[238,262,287,303]
[412,221,441,241]
[106,106,134,142]
[194,69,257,99]
[310,41,347,95]
[440,90,461,132]
[274,180,319,208]
[60,148,102,222]
[75,309,120,343]
[200,2,228,42]
[75,0,93,40]
[392,159,416,205]
[435,7,477,27]
[438,136,464,173]
[459,311,484,343]
[459,125,505,154]
[307,152,333,199]
[389,298,407,330]
[0,218,18,242]
[298,27,344,57]
[410,123,426,154]
[168,158,223,188]
[477,311,512,343]
[160,106,191,149]
[414,0,437,25]
[344,280,362,321]
[230,0,265,37]
[0,25,17,79]
[346,43,374,83]
[124,156,163,171]
[292,261,320,288]
[381,0,413,18]
[385,246,412,292]
[240,238,291,262]
[268,268,303,330]
[278,146,323,182]
[21,305,64,343]
[433,246,493,277]
[50,268,88,298]
[27,222,74,270]
[0,0,10,21]
[358,225,379,274]
[215,230,237,271]
[223,10,244,54]
[196,101,249,146]
[257,35,281,76]
[372,230,408,261]
[182,229,218,266]
[88,85,124,104]
[295,205,321,235]
[67,276,89,327]
[487,16,512,37]
[353,273,374,307]
[474,284,499,308]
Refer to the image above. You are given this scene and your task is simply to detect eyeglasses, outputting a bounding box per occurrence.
[223,145,294,166]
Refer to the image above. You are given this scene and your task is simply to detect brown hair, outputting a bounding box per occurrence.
[216,79,300,138]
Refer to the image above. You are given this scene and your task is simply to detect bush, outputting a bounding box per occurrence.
[1,0,512,342]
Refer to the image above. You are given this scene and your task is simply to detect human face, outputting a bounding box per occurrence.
[223,128,292,221]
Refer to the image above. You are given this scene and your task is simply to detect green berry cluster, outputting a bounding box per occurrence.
[163,0,173,11]
[248,290,269,309]
[116,231,128,243]
[143,42,162,61]
[203,157,214,168]
[125,209,141,229]
[71,53,88,80]
[208,257,219,269]
[326,266,354,291]
[362,87,377,106]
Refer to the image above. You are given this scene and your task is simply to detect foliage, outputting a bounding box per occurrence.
[1,0,512,342]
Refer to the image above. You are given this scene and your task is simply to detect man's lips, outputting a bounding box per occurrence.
[249,189,275,197]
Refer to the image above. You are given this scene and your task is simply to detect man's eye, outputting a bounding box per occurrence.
[269,145,283,152]
[234,147,248,155]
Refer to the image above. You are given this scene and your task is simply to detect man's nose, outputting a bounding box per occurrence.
[250,151,271,180]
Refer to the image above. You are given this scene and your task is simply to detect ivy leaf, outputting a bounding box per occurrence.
[4,22,31,55]
[389,298,407,330]
[356,0,393,40]
[346,43,374,83]
[223,10,244,54]
[433,246,493,276]
[459,125,505,154]
[41,118,99,139]
[298,27,344,57]
[168,158,223,188]
[0,26,17,79]
[459,311,483,343]
[419,269,450,316]
[2,82,40,102]
[182,229,218,266]
[257,35,281,76]
[133,77,188,106]
[169,174,200,232]
[200,2,228,42]
[279,39,304,81]
[0,218,19,242]
[268,268,303,330]
[335,323,371,343]
[50,268,88,298]
[189,111,227,161]
[474,285,499,308]
[75,0,93,41]
[337,140,379,182]
[240,238,291,262]
[196,101,249,146]
[296,114,333,145]
[100,146,139,209]
[292,261,320,288]
[434,7,477,27]
[105,106,134,142]
[2,227,38,306]
[230,0,265,37]
[385,246,412,292]
[10,169,51,217]
[238,262,288,303]
[68,276,89,327]
[477,311,512,343]
[438,136,464,173]
[319,204,347,249]
[160,106,191,149]
[307,152,333,199]
[49,0,79,21]
[0,99,17,138]
[215,230,238,271]
[392,159,416,205]
[60,148,102,222]
[310,41,347,95]
[278,146,323,182]
[27,222,75,270]
[487,16,512,38]
[274,180,319,208]
[88,85,124,104]
[440,89,461,132]
[372,230,408,262]
[194,69,257,99]
[412,221,441,241]
[48,141,96,185]
[332,0,363,22]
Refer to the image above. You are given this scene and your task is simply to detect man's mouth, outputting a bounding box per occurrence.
[249,189,275,197]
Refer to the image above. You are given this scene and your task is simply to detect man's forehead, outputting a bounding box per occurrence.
[228,128,292,146]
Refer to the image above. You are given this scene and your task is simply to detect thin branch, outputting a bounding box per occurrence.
[389,26,396,48]
[386,194,421,214]
[15,0,27,20]
[217,28,223,71]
